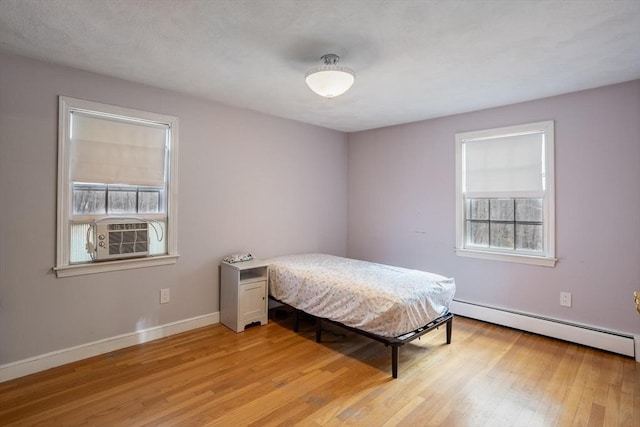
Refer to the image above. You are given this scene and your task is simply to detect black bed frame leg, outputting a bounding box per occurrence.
[391,346,399,378]
[294,309,300,332]
[315,317,322,342]
[446,317,453,344]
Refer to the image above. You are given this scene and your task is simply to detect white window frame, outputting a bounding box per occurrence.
[55,97,179,277]
[455,120,556,267]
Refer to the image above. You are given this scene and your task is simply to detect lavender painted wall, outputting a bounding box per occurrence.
[348,80,640,336]
[0,53,347,364]
[1,50,637,368]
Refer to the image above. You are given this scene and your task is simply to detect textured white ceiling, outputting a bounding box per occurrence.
[1,0,639,132]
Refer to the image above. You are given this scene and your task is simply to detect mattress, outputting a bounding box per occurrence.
[268,253,456,337]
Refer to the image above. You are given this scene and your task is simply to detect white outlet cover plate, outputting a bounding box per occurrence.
[560,292,572,307]
[160,289,170,304]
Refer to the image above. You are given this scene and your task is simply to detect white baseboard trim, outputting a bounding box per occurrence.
[0,312,220,383]
[450,300,636,360]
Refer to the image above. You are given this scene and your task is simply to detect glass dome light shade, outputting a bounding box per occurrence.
[305,65,355,98]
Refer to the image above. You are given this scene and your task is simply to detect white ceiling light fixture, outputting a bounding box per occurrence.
[305,54,355,98]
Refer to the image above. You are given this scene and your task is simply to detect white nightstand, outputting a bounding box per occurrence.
[220,259,270,332]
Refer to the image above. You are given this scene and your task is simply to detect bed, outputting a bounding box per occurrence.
[267,253,456,378]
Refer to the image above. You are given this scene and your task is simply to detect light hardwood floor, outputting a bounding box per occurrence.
[1,312,638,426]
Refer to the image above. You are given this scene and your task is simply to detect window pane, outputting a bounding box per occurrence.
[516,224,543,251]
[515,198,543,222]
[139,190,160,213]
[490,199,514,221]
[490,223,514,249]
[108,187,137,214]
[468,199,489,220]
[73,185,106,215]
[467,221,489,247]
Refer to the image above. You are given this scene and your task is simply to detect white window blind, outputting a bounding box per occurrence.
[463,132,544,195]
[70,112,168,187]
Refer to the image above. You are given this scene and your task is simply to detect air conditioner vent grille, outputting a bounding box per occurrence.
[94,221,149,261]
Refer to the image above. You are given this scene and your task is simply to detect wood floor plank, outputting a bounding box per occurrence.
[1,313,638,426]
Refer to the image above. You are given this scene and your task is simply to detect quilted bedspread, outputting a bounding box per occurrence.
[268,253,456,338]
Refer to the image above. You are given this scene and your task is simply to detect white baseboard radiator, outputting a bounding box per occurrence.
[450,300,638,361]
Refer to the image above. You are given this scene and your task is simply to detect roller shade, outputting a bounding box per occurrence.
[463,132,544,194]
[70,112,168,187]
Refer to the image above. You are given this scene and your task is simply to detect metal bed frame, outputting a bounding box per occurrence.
[273,298,453,378]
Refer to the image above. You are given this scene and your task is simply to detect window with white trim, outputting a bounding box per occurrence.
[55,97,179,277]
[455,121,556,267]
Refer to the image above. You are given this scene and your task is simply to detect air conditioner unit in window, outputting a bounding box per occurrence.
[92,220,149,261]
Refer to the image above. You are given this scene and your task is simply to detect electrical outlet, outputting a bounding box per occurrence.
[160,288,170,304]
[560,292,572,307]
